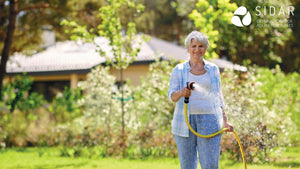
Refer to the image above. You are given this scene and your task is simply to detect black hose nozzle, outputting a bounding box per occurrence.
[187,81,195,90]
[184,81,195,103]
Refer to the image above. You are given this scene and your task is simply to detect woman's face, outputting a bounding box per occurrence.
[187,39,207,59]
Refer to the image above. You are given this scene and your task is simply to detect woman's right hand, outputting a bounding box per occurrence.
[171,88,192,102]
[180,88,191,98]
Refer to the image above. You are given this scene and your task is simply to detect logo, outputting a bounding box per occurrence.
[232,6,252,27]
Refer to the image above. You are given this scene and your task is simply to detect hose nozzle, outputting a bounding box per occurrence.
[187,81,195,90]
[184,81,195,103]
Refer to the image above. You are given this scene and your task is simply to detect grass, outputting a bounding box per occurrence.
[0,147,299,169]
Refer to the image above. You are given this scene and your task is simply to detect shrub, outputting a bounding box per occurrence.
[0,74,47,147]
[76,65,125,155]
[48,87,83,123]
[74,62,178,157]
[1,73,43,113]
[133,59,176,132]
[221,66,298,163]
[255,66,300,146]
[0,102,10,148]
[1,61,298,162]
[0,74,84,148]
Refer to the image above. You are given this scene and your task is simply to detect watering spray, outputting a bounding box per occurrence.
[184,81,247,169]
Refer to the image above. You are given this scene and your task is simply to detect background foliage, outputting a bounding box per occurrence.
[1,60,299,163]
[0,0,299,165]
[221,67,299,163]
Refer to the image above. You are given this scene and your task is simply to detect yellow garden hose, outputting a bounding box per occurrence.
[184,103,247,169]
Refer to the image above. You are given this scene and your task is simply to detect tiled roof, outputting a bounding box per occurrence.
[147,36,188,61]
[7,40,104,73]
[6,35,246,74]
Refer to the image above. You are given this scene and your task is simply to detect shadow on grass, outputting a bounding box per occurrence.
[274,161,300,168]
[54,162,88,168]
[5,162,88,169]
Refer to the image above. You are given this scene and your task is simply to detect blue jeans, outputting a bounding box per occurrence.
[174,114,223,169]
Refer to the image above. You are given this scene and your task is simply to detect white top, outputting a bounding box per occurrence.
[189,72,214,114]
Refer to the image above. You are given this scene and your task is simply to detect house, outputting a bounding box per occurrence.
[5,35,246,100]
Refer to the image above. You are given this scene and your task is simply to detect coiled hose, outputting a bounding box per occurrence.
[184,103,247,169]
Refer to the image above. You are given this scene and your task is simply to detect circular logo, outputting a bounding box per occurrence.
[232,6,252,27]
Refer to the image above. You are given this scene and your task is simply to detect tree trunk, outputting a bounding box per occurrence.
[176,16,183,46]
[0,0,18,100]
[120,67,126,157]
[0,0,6,27]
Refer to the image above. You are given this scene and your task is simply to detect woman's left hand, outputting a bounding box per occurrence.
[224,121,234,133]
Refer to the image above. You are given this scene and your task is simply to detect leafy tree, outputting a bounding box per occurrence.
[64,0,106,32]
[62,0,145,156]
[170,0,200,44]
[182,0,299,72]
[189,0,238,59]
[0,0,108,99]
[0,0,70,100]
[133,0,176,41]
[135,0,197,45]
[225,0,293,69]
[276,0,300,72]
[96,0,145,157]
[173,0,298,73]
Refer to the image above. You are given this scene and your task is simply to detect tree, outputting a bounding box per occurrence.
[1,0,18,101]
[0,0,109,100]
[97,1,145,156]
[189,0,238,59]
[0,0,70,100]
[133,0,197,45]
[170,0,199,44]
[62,0,106,34]
[276,0,300,72]
[189,0,296,71]
[223,0,294,70]
[62,0,145,156]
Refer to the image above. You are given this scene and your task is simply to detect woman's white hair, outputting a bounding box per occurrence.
[184,31,209,49]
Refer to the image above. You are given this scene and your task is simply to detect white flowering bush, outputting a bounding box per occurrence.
[133,59,176,131]
[129,59,178,157]
[78,66,118,131]
[77,65,138,156]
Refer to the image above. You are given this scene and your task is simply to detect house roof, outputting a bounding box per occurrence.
[6,35,246,75]
[146,36,188,61]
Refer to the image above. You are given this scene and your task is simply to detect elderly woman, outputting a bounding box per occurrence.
[168,31,233,169]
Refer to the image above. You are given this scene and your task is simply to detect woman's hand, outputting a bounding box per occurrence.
[171,88,191,102]
[221,108,233,133]
[180,88,191,98]
[223,120,234,133]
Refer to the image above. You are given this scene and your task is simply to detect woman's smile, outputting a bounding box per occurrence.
[188,39,207,58]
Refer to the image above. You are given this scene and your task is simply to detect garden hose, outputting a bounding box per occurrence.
[184,82,247,169]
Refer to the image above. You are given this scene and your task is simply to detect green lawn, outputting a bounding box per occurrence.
[0,147,299,169]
